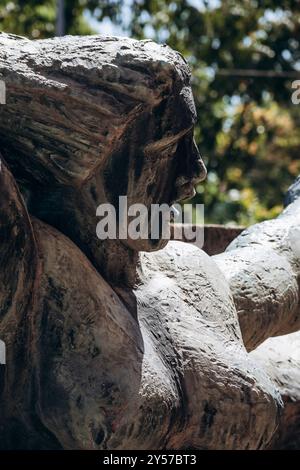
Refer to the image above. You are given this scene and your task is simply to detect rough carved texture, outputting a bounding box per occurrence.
[0,32,206,285]
[0,160,281,450]
[215,198,300,351]
[284,176,300,208]
[0,33,300,450]
[0,33,189,184]
[251,332,300,449]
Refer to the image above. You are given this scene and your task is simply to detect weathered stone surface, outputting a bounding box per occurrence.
[0,159,281,450]
[215,198,300,351]
[0,32,206,285]
[0,33,299,450]
[0,33,192,185]
[171,224,244,255]
[284,176,300,207]
[251,332,300,449]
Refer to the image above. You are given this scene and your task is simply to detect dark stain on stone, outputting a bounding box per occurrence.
[92,426,106,446]
[48,277,65,310]
[90,184,98,203]
[89,344,100,358]
[200,402,217,434]
[76,394,83,409]
[104,144,129,210]
[68,329,76,349]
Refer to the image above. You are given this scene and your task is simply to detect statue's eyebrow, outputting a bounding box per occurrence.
[144,127,192,153]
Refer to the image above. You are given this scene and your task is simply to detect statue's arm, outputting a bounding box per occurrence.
[250,330,300,449]
[0,156,39,441]
[214,185,300,350]
[0,159,144,449]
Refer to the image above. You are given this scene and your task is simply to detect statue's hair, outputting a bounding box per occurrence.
[0,34,191,185]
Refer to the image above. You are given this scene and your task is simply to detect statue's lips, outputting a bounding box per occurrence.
[174,167,206,201]
[175,182,196,201]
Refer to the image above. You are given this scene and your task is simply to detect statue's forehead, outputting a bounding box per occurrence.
[180,86,197,125]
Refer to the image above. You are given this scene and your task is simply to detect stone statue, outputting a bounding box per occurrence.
[252,331,300,449]
[0,33,299,450]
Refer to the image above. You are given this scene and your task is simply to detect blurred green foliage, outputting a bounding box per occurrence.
[1,0,300,224]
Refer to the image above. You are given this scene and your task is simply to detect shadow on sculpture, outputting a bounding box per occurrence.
[0,33,299,450]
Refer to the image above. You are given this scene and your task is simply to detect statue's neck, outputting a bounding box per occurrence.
[100,240,140,320]
[100,239,140,289]
[25,183,141,291]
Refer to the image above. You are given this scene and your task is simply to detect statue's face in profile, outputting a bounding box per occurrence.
[101,85,207,252]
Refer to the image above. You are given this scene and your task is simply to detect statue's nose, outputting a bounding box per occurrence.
[175,133,207,188]
[190,139,207,184]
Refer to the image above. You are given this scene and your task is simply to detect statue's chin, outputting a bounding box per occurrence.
[124,237,169,253]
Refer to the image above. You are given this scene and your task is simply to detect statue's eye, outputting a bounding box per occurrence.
[144,142,178,161]
[143,130,190,159]
[161,142,178,155]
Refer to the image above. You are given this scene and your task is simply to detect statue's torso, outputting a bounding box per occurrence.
[1,225,280,450]
[112,242,280,449]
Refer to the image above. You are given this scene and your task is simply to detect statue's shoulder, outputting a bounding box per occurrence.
[31,218,139,340]
[140,240,227,287]
[139,241,237,328]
